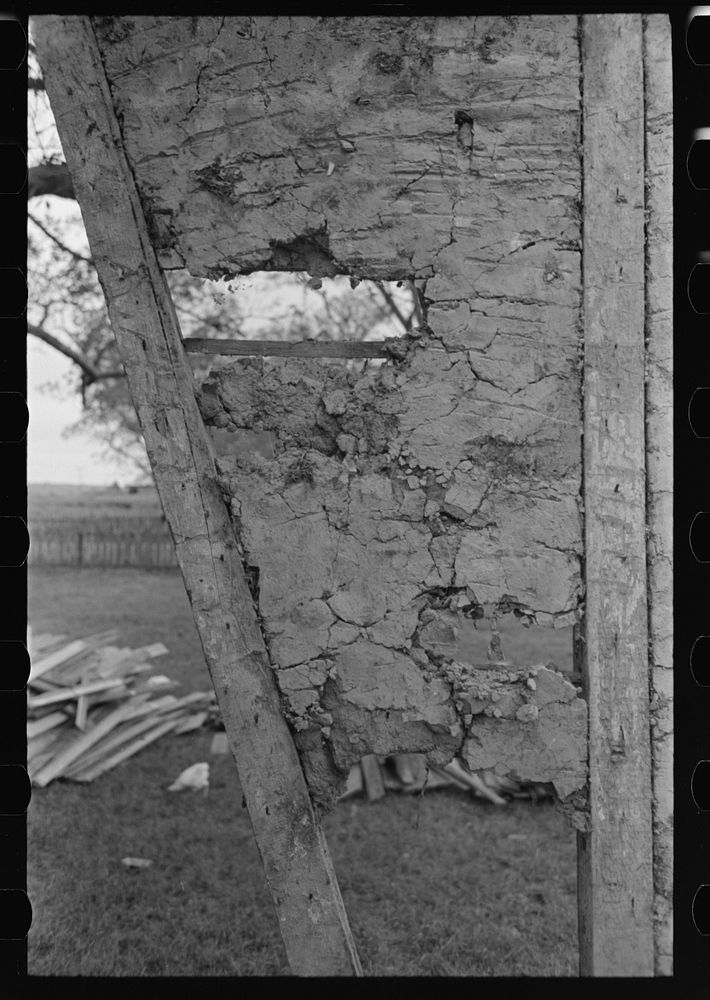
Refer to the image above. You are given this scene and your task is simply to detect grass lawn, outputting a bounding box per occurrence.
[28,566,579,977]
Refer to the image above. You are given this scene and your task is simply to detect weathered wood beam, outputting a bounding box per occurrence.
[33,15,362,976]
[577,13,655,976]
[183,336,395,359]
[642,12,673,977]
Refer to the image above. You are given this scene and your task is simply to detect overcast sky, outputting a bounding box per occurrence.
[28,338,132,486]
[28,54,135,487]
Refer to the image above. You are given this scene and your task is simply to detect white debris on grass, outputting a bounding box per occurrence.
[168,761,209,792]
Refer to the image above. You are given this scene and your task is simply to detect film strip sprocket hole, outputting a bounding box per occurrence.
[687,5,710,63]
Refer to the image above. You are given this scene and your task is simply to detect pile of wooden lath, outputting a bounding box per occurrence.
[28,629,215,787]
[340,753,553,806]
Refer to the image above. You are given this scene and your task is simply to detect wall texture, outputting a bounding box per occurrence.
[94,15,588,814]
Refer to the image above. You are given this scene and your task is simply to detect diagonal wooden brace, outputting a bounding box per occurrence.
[33,15,362,976]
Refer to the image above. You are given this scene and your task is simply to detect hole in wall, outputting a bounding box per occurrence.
[208,426,277,463]
[179,269,424,459]
[176,268,424,386]
[449,612,574,675]
[179,270,421,362]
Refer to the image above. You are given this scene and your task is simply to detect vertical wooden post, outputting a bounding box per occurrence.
[577,14,655,975]
[642,13,673,977]
[33,16,362,976]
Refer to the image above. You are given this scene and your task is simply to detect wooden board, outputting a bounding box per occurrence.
[210,732,229,755]
[28,678,125,709]
[31,697,149,787]
[173,711,208,734]
[74,694,89,731]
[577,13,656,977]
[29,639,87,682]
[34,15,361,977]
[26,710,68,740]
[71,717,183,783]
[183,337,395,359]
[27,632,65,656]
[62,703,183,778]
[360,755,385,802]
[642,13,673,977]
[28,728,64,764]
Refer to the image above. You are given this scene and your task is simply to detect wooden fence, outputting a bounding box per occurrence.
[28,517,177,568]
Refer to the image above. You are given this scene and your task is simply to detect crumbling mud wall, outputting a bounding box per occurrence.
[94,14,589,814]
[199,335,586,816]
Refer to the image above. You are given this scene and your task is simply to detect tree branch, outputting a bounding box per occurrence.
[28,211,92,264]
[28,162,75,200]
[408,279,425,327]
[373,281,412,331]
[174,299,231,332]
[85,368,126,382]
[28,322,124,385]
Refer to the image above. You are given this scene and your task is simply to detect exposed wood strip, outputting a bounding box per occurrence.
[183,337,397,359]
[577,13,655,976]
[62,706,184,777]
[26,711,68,740]
[71,718,183,783]
[172,711,208,734]
[28,678,125,709]
[642,13,673,977]
[86,687,133,710]
[360,755,385,802]
[74,694,89,731]
[27,632,66,656]
[29,639,87,682]
[28,728,64,764]
[34,15,362,977]
[439,759,507,806]
[391,753,422,786]
[122,694,182,717]
[338,763,363,800]
[29,747,63,780]
[210,732,229,755]
[31,696,148,787]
